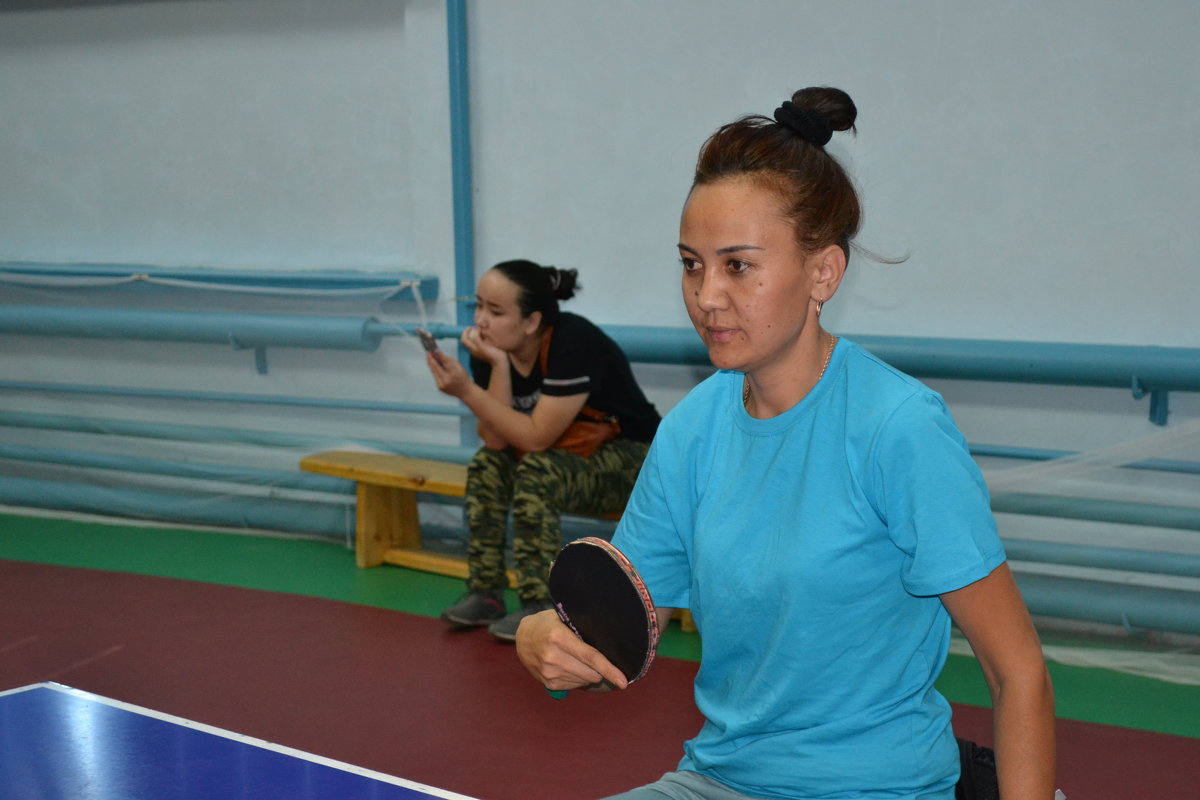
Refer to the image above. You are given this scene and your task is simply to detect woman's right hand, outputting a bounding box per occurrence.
[515,610,629,693]
[425,349,474,399]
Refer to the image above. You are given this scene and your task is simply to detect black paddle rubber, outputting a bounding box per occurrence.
[548,537,659,683]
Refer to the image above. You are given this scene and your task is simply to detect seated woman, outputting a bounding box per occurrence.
[425,259,661,641]
[516,88,1056,799]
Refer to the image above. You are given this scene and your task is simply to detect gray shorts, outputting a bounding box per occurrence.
[601,771,966,800]
[600,771,766,800]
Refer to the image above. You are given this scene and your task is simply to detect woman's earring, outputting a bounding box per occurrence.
[815,298,824,317]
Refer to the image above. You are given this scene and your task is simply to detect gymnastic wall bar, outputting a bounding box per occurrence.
[4,471,1196,636]
[594,325,1200,394]
[0,380,471,420]
[1015,572,1200,637]
[0,305,384,354]
[0,409,478,465]
[2,417,1198,571]
[5,309,1197,395]
[0,263,436,300]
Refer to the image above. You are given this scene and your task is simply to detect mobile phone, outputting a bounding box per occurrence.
[416,327,440,353]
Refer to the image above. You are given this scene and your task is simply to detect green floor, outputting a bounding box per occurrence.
[2,511,1197,739]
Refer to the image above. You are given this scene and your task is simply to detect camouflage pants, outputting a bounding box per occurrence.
[464,438,650,602]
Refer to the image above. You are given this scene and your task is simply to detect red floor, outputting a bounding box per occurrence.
[2,559,1196,799]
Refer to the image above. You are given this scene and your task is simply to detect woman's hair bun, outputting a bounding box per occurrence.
[773,87,857,146]
[789,86,857,135]
[546,266,579,301]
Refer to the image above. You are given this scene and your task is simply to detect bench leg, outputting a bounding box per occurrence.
[356,483,420,568]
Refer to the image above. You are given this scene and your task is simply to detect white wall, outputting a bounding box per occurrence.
[0,0,460,450]
[469,0,1200,350]
[0,1,1196,507]
[0,0,453,271]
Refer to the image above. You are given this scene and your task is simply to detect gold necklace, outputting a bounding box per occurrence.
[743,333,838,408]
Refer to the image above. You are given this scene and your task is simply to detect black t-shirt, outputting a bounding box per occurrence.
[470,312,661,443]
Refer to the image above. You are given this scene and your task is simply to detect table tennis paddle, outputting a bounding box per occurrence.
[547,536,660,688]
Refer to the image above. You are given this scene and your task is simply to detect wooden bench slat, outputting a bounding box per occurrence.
[300,450,468,496]
[382,549,520,588]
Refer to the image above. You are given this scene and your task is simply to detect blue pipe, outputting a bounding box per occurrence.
[8,436,1195,578]
[853,335,1200,392]
[991,492,1200,532]
[971,444,1200,476]
[446,0,474,329]
[581,324,710,366]
[0,476,353,539]
[1003,539,1200,579]
[0,443,348,495]
[7,472,1197,635]
[0,410,479,464]
[9,432,1195,578]
[446,0,478,448]
[5,381,1198,479]
[385,323,1200,392]
[0,262,435,301]
[0,380,471,418]
[5,418,1199,577]
[0,306,383,352]
[4,308,1199,392]
[1013,572,1200,636]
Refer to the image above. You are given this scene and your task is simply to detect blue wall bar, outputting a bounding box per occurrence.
[0,442,345,495]
[1015,573,1200,637]
[405,323,1200,392]
[0,381,471,419]
[4,308,1198,393]
[991,493,1200,533]
[1,476,352,539]
[446,0,475,329]
[0,262,436,301]
[0,306,384,352]
[0,410,479,465]
[5,473,1195,635]
[1003,539,1200,579]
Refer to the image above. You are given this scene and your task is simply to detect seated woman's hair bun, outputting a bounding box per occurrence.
[546,265,579,301]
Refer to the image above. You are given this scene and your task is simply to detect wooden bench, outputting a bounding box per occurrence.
[299,449,695,633]
[298,449,621,583]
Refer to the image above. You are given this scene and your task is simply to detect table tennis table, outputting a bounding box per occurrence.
[0,682,480,799]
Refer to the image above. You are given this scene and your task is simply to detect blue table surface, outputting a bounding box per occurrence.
[0,683,478,800]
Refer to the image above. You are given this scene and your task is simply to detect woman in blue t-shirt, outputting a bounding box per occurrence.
[426,259,660,641]
[516,89,1057,799]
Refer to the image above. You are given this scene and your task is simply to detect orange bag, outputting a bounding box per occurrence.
[551,405,622,458]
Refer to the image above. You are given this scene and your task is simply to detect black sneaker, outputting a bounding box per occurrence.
[488,598,554,642]
[441,590,506,628]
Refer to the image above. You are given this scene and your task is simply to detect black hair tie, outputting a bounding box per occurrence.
[773,101,832,146]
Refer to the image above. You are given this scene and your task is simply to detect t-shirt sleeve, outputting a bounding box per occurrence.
[870,392,1006,597]
[611,426,693,609]
[540,321,599,398]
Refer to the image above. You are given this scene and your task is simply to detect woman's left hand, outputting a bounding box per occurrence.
[460,326,507,366]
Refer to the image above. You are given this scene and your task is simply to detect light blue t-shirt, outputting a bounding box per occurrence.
[612,339,1005,800]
